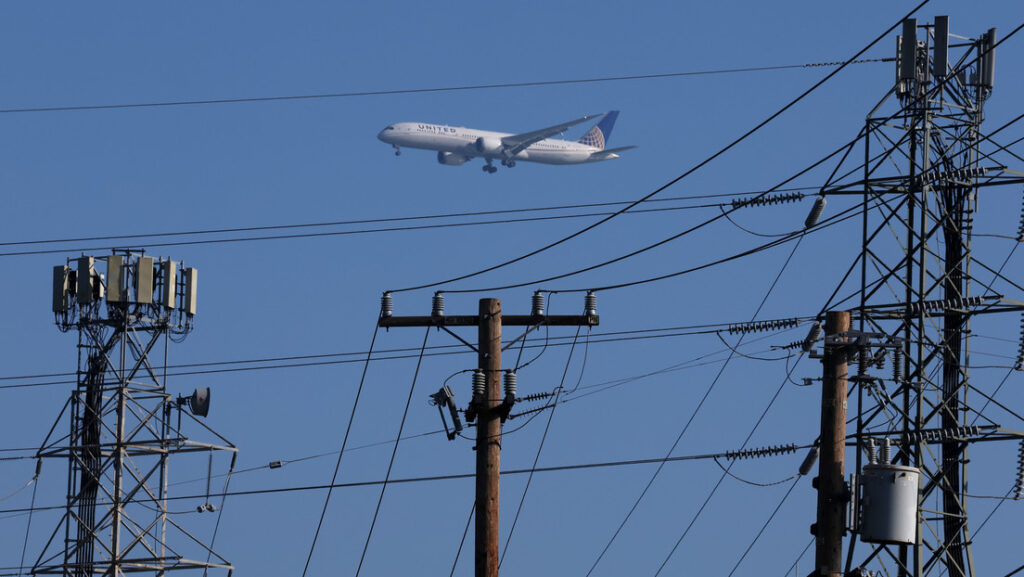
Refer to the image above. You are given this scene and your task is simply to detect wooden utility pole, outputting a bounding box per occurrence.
[814,310,850,577]
[476,298,502,576]
[380,294,598,577]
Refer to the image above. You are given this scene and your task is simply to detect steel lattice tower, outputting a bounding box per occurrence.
[817,17,1024,577]
[34,251,236,576]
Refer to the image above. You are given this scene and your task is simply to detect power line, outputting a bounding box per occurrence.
[139,332,799,495]
[449,141,866,294]
[580,200,863,293]
[0,188,813,250]
[726,477,803,577]
[0,441,812,517]
[499,327,584,568]
[389,14,914,294]
[301,323,380,577]
[0,190,817,258]
[585,228,810,576]
[414,9,1021,299]
[0,203,730,258]
[449,501,475,577]
[0,60,891,116]
[0,321,806,389]
[649,235,810,576]
[355,328,429,576]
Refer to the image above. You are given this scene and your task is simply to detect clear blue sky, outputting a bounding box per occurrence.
[1,2,1022,575]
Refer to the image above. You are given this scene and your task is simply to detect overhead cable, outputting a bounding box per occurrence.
[301,322,381,577]
[0,59,891,115]
[389,7,921,294]
[0,190,810,258]
[0,441,813,517]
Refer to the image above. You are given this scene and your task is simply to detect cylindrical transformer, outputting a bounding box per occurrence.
[859,463,920,545]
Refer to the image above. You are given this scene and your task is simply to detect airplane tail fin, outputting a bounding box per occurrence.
[578,110,619,150]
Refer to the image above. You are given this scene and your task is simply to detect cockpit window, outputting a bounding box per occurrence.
[385,125,395,130]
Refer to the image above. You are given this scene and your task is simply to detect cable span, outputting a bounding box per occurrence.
[0,319,812,389]
[446,132,872,294]
[0,203,731,258]
[390,21,913,294]
[499,327,583,567]
[725,477,803,577]
[585,228,811,576]
[0,59,891,115]
[355,327,430,576]
[301,322,380,577]
[0,442,813,516]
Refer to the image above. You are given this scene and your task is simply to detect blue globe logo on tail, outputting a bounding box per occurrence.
[578,111,620,150]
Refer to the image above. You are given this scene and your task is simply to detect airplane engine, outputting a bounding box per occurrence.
[437,151,470,166]
[474,136,503,155]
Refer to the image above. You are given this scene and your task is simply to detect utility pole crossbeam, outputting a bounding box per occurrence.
[815,311,850,577]
[378,293,598,577]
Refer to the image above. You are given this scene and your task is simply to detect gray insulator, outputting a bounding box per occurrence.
[1015,440,1024,500]
[1016,312,1024,369]
[799,445,820,476]
[1016,188,1024,242]
[472,370,486,400]
[892,348,903,382]
[381,292,393,318]
[432,292,445,317]
[802,322,822,352]
[858,346,870,377]
[532,291,545,317]
[880,438,891,465]
[584,290,597,316]
[804,196,826,228]
[865,438,878,465]
[504,371,517,399]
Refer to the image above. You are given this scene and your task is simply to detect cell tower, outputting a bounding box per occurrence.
[812,17,1024,577]
[34,251,236,576]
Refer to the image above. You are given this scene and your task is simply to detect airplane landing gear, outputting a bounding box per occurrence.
[483,159,497,173]
[501,159,516,168]
[393,145,401,156]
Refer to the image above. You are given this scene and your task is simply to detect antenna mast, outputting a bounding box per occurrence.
[35,251,236,576]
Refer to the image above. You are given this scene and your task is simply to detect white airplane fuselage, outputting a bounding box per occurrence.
[377,122,617,166]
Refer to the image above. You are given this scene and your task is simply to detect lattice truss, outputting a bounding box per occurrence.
[35,253,236,576]
[815,19,1024,577]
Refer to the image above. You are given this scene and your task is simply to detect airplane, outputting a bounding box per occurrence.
[377,111,635,173]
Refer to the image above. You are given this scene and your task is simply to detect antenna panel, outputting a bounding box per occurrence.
[52,266,69,312]
[107,256,123,303]
[184,267,198,316]
[77,257,94,305]
[136,257,154,304]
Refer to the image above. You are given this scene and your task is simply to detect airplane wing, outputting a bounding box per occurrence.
[500,114,601,155]
[589,145,637,160]
[598,145,637,154]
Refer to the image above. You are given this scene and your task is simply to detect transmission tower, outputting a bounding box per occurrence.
[34,251,236,576]
[811,17,1024,577]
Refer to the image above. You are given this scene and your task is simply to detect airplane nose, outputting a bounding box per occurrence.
[377,129,387,142]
